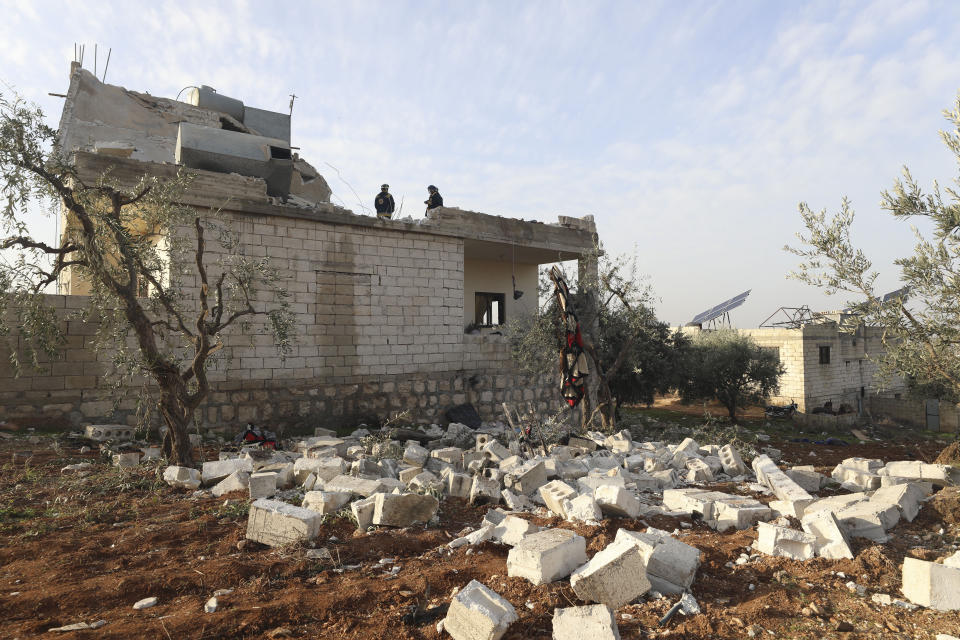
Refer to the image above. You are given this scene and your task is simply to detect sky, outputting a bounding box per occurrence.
[2,0,959,327]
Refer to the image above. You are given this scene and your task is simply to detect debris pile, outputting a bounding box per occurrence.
[152,420,960,635]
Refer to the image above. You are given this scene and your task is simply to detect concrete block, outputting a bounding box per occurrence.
[432,446,464,467]
[248,471,278,499]
[470,475,502,505]
[323,474,386,497]
[211,470,250,497]
[372,492,438,527]
[293,456,346,483]
[559,460,590,481]
[685,458,714,483]
[835,501,900,541]
[202,458,253,486]
[564,494,602,523]
[713,498,773,531]
[501,488,534,511]
[163,465,201,490]
[84,424,134,442]
[871,482,928,522]
[552,605,621,640]
[785,466,825,493]
[801,510,853,559]
[803,492,868,517]
[246,498,322,547]
[570,539,651,608]
[631,471,661,492]
[448,472,473,499]
[258,462,294,489]
[539,480,578,517]
[403,443,429,467]
[623,453,654,472]
[753,522,817,560]
[302,490,352,515]
[577,474,625,495]
[504,460,548,495]
[594,485,641,518]
[351,495,376,530]
[493,515,540,546]
[650,469,679,489]
[841,457,883,472]
[482,440,511,463]
[662,489,730,520]
[442,579,518,640]
[113,452,140,468]
[615,528,700,594]
[399,466,423,484]
[409,470,444,493]
[752,454,814,508]
[604,430,633,453]
[450,524,496,549]
[902,557,960,611]
[507,528,587,585]
[831,464,881,491]
[921,463,957,485]
[675,437,701,456]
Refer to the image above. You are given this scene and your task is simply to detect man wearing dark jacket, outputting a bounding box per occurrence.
[375,184,395,220]
[424,185,443,211]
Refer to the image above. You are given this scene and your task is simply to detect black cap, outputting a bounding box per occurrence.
[427,185,437,190]
[381,184,389,189]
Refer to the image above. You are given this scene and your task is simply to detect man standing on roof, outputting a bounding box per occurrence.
[375,184,395,220]
[424,185,443,211]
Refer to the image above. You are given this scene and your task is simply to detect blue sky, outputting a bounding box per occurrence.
[2,0,959,326]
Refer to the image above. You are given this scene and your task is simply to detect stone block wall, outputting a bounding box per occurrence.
[0,208,560,430]
[866,395,959,433]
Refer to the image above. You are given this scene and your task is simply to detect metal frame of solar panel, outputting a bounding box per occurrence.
[690,290,751,326]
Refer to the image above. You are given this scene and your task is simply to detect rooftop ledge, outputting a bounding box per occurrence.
[73,151,597,262]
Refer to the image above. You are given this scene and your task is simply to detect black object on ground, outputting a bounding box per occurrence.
[445,403,481,428]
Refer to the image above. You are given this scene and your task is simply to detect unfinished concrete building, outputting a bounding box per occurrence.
[0,64,598,430]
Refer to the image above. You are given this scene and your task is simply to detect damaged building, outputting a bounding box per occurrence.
[0,63,598,430]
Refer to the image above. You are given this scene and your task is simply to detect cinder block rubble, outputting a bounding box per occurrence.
[372,492,439,527]
[246,498,322,547]
[902,557,960,611]
[552,605,621,640]
[615,528,700,594]
[507,528,587,585]
[163,465,201,490]
[753,522,817,560]
[442,580,518,640]
[570,538,651,608]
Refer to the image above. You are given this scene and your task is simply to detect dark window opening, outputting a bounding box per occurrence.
[270,146,292,160]
[219,116,245,133]
[819,346,831,365]
[475,292,505,327]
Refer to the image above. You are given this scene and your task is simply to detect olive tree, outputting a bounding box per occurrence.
[676,329,784,423]
[787,93,960,406]
[0,94,294,465]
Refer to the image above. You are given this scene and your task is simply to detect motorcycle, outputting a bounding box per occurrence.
[765,401,798,418]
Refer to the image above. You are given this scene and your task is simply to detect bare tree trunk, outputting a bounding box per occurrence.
[159,388,194,465]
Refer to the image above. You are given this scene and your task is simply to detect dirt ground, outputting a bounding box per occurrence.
[1,418,959,639]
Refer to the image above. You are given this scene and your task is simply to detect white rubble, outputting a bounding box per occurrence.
[211,470,250,497]
[372,492,439,527]
[615,528,700,594]
[507,528,588,585]
[248,471,277,499]
[246,498,322,546]
[569,537,651,608]
[753,522,817,560]
[163,465,201,490]
[302,490,353,515]
[800,510,854,560]
[442,580,518,640]
[201,458,253,486]
[902,556,960,611]
[552,604,621,640]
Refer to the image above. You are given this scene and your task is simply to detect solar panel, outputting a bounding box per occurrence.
[690,290,751,326]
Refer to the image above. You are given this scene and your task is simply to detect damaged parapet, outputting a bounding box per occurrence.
[176,122,293,198]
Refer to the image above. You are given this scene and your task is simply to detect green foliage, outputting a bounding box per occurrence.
[506,250,681,428]
[787,92,960,405]
[675,329,784,422]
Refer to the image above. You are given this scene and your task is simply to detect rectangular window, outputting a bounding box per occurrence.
[819,346,831,365]
[475,292,505,327]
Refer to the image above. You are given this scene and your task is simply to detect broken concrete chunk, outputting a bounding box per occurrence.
[570,538,651,608]
[501,489,535,511]
[785,466,825,493]
[248,471,278,499]
[615,528,700,594]
[323,474,387,497]
[442,580,518,640]
[552,605,621,640]
[594,485,641,518]
[113,452,140,468]
[753,522,817,560]
[447,472,473,499]
[470,475,502,505]
[504,460,548,496]
[403,443,429,467]
[302,490,353,515]
[870,482,928,522]
[201,458,253,486]
[834,500,900,542]
[539,480,578,518]
[493,515,540,546]
[831,464,881,491]
[752,454,814,510]
[507,528,587,585]
[372,492,439,527]
[163,465,201,490]
[902,557,960,611]
[246,499,322,547]
[685,458,714,483]
[713,497,773,531]
[563,494,603,523]
[801,510,854,559]
[604,430,634,453]
[211,470,250,497]
[351,495,377,531]
[481,440,511,463]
